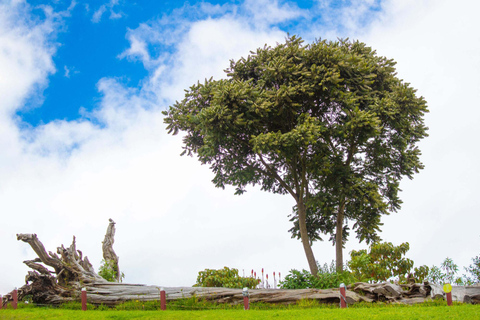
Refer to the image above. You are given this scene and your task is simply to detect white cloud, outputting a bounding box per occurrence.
[64,65,70,77]
[118,30,152,67]
[0,2,57,116]
[243,0,306,26]
[91,0,123,23]
[91,5,106,23]
[154,16,287,103]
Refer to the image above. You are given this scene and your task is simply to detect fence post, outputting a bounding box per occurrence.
[443,283,453,306]
[12,288,17,310]
[339,283,347,308]
[81,288,87,311]
[242,288,250,310]
[446,291,453,306]
[160,288,166,311]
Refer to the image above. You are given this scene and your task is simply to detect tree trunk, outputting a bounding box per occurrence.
[297,200,319,277]
[335,201,345,272]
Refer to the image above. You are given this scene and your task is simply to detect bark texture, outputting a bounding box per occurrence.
[102,218,121,282]
[297,201,319,277]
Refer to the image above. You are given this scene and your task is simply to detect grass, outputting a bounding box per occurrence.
[0,305,479,319]
[0,300,479,319]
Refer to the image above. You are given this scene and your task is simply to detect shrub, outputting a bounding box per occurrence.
[348,242,414,283]
[98,259,124,283]
[426,257,464,285]
[280,269,316,289]
[194,266,258,289]
[413,265,430,283]
[280,261,355,289]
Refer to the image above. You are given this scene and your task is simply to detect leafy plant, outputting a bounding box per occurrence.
[194,266,258,289]
[413,265,430,283]
[426,257,463,285]
[280,269,317,289]
[463,255,480,285]
[280,261,356,289]
[98,259,124,283]
[348,242,414,283]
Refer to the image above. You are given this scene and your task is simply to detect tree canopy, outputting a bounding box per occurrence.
[163,36,428,275]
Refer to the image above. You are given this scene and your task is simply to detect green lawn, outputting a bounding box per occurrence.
[1,305,478,320]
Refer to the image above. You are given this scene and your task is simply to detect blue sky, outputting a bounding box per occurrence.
[1,0,480,293]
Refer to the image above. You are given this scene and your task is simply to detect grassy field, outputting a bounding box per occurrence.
[0,304,478,319]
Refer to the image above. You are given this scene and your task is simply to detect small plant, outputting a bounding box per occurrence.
[295,298,319,308]
[194,266,258,289]
[463,255,480,285]
[426,257,464,285]
[98,259,125,282]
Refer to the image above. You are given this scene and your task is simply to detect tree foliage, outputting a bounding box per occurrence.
[163,36,428,274]
[348,242,416,282]
[464,255,480,284]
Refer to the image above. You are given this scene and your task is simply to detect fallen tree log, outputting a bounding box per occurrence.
[3,220,480,307]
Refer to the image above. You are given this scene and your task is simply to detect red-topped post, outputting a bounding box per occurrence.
[160,288,166,310]
[81,288,87,311]
[443,283,453,306]
[339,283,347,308]
[242,287,250,310]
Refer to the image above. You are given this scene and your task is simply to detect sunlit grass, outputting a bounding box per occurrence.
[1,298,478,320]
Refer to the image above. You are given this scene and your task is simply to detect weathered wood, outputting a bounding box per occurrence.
[349,282,403,301]
[78,285,373,306]
[102,218,121,282]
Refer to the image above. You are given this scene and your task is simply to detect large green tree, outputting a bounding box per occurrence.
[163,36,428,275]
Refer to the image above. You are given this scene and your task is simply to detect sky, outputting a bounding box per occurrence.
[1,0,479,293]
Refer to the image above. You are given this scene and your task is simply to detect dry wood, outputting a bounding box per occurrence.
[102,218,121,282]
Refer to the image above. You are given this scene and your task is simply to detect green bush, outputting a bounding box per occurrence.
[348,242,415,283]
[194,266,259,289]
[347,242,430,284]
[280,262,355,289]
[98,259,125,283]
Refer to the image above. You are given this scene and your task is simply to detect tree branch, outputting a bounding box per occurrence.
[258,153,297,201]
